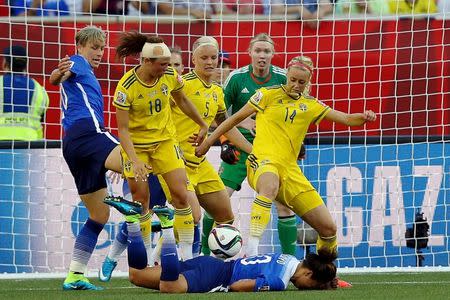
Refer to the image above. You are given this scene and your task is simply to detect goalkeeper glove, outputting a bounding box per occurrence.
[220,136,240,165]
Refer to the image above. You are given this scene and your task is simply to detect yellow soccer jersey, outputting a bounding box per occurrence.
[171,71,226,166]
[113,66,184,147]
[249,85,330,163]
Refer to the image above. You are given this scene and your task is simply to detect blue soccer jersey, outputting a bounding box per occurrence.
[60,54,105,132]
[230,254,300,291]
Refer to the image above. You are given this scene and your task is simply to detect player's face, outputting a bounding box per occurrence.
[170,53,184,74]
[292,274,320,290]
[212,61,232,84]
[147,57,171,77]
[249,41,274,71]
[221,62,232,81]
[77,39,105,69]
[286,67,310,94]
[291,268,321,290]
[193,45,218,79]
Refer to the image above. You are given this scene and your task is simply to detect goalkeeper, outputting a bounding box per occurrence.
[104,198,339,293]
[202,33,299,256]
[196,55,377,258]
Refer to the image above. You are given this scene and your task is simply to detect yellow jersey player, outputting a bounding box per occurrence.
[158,36,252,259]
[112,32,208,261]
[196,55,377,258]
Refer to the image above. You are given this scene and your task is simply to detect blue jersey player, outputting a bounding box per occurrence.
[49,26,123,291]
[104,198,339,293]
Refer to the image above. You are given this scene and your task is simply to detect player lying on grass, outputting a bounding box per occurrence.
[104,197,338,293]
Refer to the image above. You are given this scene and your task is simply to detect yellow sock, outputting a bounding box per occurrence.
[174,206,194,260]
[316,235,338,255]
[139,212,152,248]
[250,195,272,238]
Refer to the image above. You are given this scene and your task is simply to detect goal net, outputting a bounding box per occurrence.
[0,1,448,277]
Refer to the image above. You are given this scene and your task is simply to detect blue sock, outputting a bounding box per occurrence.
[127,222,148,270]
[160,228,180,281]
[70,218,104,273]
[192,224,200,257]
[117,222,128,244]
[107,222,128,261]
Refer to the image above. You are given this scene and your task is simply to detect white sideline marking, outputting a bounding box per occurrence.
[2,286,136,292]
[355,281,450,285]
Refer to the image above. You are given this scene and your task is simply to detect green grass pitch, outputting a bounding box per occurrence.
[1,272,449,300]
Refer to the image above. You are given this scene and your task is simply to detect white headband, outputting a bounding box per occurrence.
[141,42,171,58]
[193,37,219,55]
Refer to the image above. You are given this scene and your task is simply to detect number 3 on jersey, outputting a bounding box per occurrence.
[240,255,272,265]
[149,99,162,115]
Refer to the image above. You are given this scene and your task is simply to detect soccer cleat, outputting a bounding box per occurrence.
[336,278,352,288]
[98,256,118,282]
[104,195,143,216]
[63,272,104,291]
[152,205,174,229]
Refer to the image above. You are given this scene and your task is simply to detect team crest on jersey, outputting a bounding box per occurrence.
[251,91,263,104]
[116,91,127,104]
[124,160,132,173]
[212,92,218,103]
[299,103,307,111]
[161,84,169,95]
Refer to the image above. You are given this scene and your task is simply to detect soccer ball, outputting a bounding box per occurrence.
[208,224,243,259]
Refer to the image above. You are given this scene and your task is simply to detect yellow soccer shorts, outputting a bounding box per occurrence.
[189,159,226,196]
[159,159,225,203]
[120,138,185,178]
[246,155,324,217]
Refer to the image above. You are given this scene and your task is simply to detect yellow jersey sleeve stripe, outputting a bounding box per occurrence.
[113,102,130,110]
[122,74,136,89]
[173,82,184,92]
[182,73,196,79]
[249,100,264,112]
[123,77,136,90]
[313,107,331,125]
[217,109,227,114]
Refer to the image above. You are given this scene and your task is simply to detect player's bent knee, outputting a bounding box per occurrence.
[170,190,189,208]
[129,269,150,288]
[89,208,110,224]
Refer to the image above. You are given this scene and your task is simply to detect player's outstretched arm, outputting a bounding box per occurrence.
[215,112,253,154]
[195,103,256,157]
[49,55,72,85]
[171,89,208,144]
[324,109,377,127]
[229,279,256,292]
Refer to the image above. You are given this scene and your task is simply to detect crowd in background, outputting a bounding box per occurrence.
[6,0,449,18]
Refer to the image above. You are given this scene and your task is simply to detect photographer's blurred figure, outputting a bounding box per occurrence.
[0,45,49,140]
[212,50,232,85]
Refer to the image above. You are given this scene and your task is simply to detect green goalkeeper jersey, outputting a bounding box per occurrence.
[223,64,286,140]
